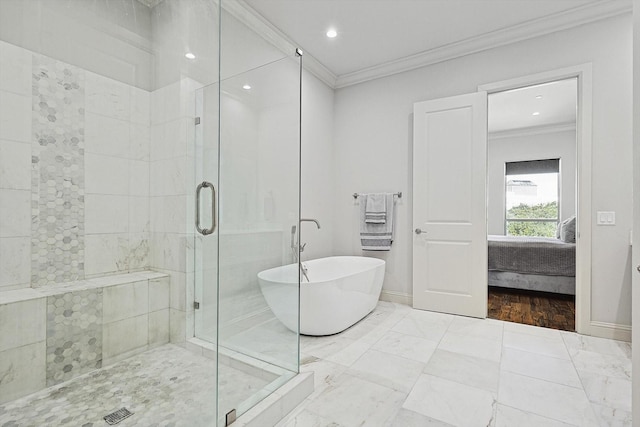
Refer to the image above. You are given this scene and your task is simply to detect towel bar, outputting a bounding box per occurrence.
[353,192,402,199]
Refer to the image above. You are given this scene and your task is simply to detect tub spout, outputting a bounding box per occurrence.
[300,262,310,282]
[301,218,321,229]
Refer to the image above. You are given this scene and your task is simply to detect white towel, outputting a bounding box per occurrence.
[365,193,386,224]
[360,193,394,251]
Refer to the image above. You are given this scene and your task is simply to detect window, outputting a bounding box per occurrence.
[505,159,559,237]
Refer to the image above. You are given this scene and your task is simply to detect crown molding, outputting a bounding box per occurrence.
[222,0,337,88]
[334,0,631,89]
[489,121,576,140]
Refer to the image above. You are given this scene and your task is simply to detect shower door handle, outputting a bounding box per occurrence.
[196,181,216,235]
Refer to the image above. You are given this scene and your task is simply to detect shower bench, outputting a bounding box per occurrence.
[0,270,170,404]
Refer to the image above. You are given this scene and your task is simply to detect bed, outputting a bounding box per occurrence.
[488,235,576,295]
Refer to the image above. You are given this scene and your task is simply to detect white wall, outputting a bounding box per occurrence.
[487,128,576,235]
[300,70,335,261]
[332,15,633,328]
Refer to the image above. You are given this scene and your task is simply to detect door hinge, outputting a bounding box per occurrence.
[193,301,200,310]
[225,409,237,426]
[195,117,201,125]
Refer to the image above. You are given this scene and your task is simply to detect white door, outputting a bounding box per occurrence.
[413,92,488,318]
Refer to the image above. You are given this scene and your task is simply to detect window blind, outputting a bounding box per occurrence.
[505,158,560,175]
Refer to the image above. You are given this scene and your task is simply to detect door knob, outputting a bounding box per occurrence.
[637,265,640,273]
[415,228,423,235]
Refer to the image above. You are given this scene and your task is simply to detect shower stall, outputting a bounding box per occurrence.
[0,0,305,425]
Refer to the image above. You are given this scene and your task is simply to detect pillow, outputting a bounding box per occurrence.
[559,216,576,243]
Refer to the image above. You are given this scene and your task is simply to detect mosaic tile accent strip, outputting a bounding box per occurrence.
[31,54,85,286]
[46,289,102,386]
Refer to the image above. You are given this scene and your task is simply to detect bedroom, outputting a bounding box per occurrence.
[487,78,578,331]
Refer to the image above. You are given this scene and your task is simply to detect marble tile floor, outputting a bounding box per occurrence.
[0,344,278,427]
[278,301,632,427]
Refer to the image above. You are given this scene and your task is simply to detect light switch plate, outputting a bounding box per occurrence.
[596,211,616,225]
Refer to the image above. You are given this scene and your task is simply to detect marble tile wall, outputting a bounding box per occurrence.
[0,40,151,290]
[0,271,170,403]
[46,289,103,386]
[31,54,86,286]
[0,41,33,292]
[149,79,197,345]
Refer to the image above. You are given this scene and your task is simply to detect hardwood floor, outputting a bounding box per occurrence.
[488,286,575,332]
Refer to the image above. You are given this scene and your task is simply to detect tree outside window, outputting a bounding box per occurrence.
[505,159,559,237]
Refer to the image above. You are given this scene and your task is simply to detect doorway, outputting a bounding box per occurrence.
[479,65,593,335]
[485,78,578,331]
[412,65,592,335]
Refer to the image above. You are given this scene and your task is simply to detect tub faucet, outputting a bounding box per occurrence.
[300,218,321,229]
[300,262,310,282]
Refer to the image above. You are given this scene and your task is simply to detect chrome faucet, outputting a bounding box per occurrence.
[300,262,310,282]
[301,218,321,229]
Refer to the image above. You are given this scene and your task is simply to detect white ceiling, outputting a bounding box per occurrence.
[488,78,577,133]
[243,0,601,77]
[240,0,600,132]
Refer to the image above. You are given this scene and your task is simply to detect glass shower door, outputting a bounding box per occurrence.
[194,53,301,426]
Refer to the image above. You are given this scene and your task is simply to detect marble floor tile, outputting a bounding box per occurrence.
[590,402,633,427]
[503,330,570,360]
[277,408,345,427]
[423,349,500,393]
[389,408,455,426]
[504,321,565,342]
[299,357,347,399]
[348,349,425,393]
[561,332,631,358]
[372,330,438,363]
[304,373,406,427]
[578,371,632,412]
[325,340,373,367]
[3,301,633,427]
[391,309,453,342]
[570,349,632,380]
[498,371,599,426]
[446,316,504,342]
[403,374,497,427]
[438,330,503,362]
[495,405,576,427]
[300,335,357,360]
[501,347,582,388]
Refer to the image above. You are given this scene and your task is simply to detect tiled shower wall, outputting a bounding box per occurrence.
[0,40,150,291]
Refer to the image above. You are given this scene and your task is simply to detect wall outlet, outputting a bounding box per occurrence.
[596,211,616,225]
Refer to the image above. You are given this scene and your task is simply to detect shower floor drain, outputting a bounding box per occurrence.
[103,408,134,425]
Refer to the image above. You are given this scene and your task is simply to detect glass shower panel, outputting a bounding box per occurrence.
[217,54,301,423]
[194,82,220,345]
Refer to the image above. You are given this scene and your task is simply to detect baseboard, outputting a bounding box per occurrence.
[588,321,631,342]
[379,290,413,306]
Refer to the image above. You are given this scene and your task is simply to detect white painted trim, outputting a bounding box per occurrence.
[379,290,413,306]
[335,1,629,88]
[488,122,576,140]
[222,0,337,88]
[589,321,632,342]
[479,64,593,336]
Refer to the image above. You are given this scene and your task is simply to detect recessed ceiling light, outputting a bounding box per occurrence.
[242,84,251,90]
[326,29,337,38]
[535,95,543,99]
[532,112,541,116]
[185,52,196,60]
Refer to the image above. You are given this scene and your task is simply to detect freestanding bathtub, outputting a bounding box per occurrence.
[258,256,385,336]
